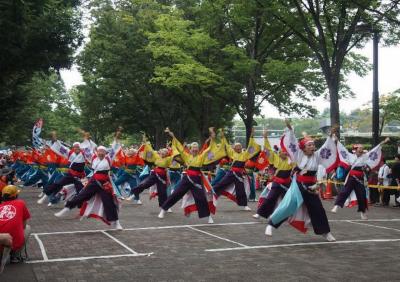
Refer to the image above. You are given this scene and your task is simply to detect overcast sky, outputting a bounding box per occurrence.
[60,42,400,118]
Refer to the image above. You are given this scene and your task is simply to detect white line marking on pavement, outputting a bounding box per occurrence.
[187,226,248,247]
[205,238,400,252]
[30,219,400,236]
[345,220,400,232]
[26,253,153,264]
[31,221,261,236]
[329,218,400,222]
[101,231,138,254]
[34,234,48,261]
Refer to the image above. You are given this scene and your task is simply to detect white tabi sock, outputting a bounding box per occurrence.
[158,209,166,219]
[331,205,339,213]
[265,225,273,236]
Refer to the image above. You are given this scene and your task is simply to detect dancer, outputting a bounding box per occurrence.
[212,128,260,211]
[253,129,294,219]
[265,120,337,242]
[158,127,219,223]
[126,136,177,208]
[331,138,389,219]
[167,158,182,196]
[114,147,144,203]
[55,146,122,229]
[38,142,85,204]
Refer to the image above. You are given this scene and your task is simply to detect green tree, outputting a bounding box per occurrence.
[77,0,235,146]
[147,12,236,142]
[379,89,400,135]
[2,71,80,145]
[0,0,83,142]
[267,0,400,132]
[182,0,326,144]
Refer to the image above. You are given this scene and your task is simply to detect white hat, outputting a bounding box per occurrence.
[97,145,107,151]
[73,142,80,147]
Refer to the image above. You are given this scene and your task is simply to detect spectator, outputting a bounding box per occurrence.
[0,185,31,263]
[383,154,400,207]
[375,159,391,206]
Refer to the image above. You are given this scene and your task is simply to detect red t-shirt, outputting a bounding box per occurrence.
[0,199,31,250]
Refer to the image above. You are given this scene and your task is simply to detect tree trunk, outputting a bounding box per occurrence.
[244,117,253,146]
[243,80,257,146]
[327,75,340,137]
[379,114,385,136]
[154,125,165,149]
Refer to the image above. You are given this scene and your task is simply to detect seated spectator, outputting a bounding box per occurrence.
[0,185,31,263]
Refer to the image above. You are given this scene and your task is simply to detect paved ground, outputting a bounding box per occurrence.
[2,186,400,281]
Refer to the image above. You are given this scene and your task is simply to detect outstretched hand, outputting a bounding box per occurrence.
[209,127,216,139]
[115,126,123,139]
[218,128,225,137]
[285,119,292,130]
[165,127,174,138]
[141,132,147,143]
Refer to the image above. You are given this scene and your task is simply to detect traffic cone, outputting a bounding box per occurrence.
[324,180,334,199]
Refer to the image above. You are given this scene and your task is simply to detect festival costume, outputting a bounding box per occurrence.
[42,148,85,200]
[256,137,294,219]
[161,137,220,219]
[268,127,337,237]
[65,155,119,222]
[212,136,260,208]
[113,150,143,200]
[333,142,383,214]
[167,160,182,196]
[130,142,176,207]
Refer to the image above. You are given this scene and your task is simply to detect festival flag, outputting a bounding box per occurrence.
[50,140,70,159]
[32,118,45,149]
[80,139,97,161]
[108,139,122,161]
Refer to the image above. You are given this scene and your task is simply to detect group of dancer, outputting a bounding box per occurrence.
[4,120,389,241]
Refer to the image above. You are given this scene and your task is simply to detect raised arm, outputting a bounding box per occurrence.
[282,119,303,163]
[200,127,227,165]
[263,129,277,165]
[364,137,390,168]
[165,127,190,163]
[143,141,161,162]
[219,129,235,159]
[244,128,261,159]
